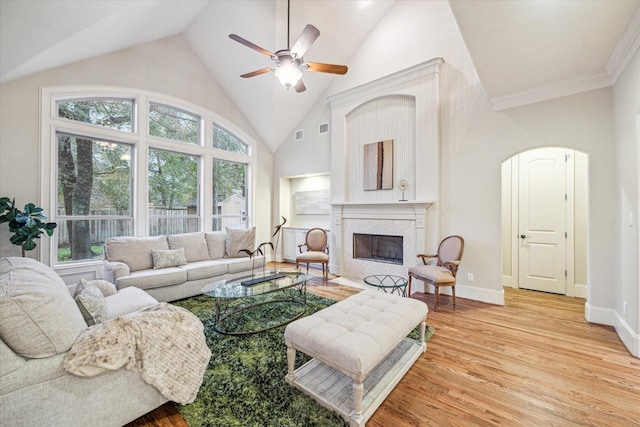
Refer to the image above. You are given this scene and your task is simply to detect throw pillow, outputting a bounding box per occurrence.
[75,283,108,326]
[78,278,117,297]
[152,247,187,269]
[0,257,88,358]
[225,227,256,258]
[167,232,209,263]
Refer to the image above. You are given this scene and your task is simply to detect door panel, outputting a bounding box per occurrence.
[518,148,566,294]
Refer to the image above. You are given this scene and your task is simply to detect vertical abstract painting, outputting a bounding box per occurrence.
[364,139,393,190]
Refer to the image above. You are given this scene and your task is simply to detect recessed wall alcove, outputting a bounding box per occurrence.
[328,58,443,279]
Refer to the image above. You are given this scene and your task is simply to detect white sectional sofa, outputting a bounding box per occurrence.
[0,257,173,427]
[103,229,263,302]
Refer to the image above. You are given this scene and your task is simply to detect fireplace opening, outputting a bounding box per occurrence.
[353,233,403,265]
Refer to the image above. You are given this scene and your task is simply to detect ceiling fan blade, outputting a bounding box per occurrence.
[306,62,348,75]
[291,24,320,58]
[229,34,274,57]
[294,79,306,93]
[240,67,273,78]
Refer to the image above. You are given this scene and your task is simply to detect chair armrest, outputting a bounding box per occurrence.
[443,261,461,275]
[298,243,307,254]
[416,254,437,265]
[324,245,329,255]
[103,261,130,284]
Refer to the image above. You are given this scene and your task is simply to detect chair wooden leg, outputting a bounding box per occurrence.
[452,285,456,307]
[408,276,412,297]
[434,285,439,311]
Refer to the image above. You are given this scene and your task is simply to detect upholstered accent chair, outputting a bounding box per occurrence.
[408,235,464,310]
[296,228,329,279]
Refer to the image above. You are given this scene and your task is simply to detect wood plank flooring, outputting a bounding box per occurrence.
[126,265,640,427]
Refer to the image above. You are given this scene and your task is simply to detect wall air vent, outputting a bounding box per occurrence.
[295,130,304,141]
[319,122,329,135]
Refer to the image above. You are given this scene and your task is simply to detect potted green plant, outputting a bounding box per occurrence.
[0,197,57,256]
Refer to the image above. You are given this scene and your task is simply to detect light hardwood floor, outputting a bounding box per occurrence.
[127,265,640,427]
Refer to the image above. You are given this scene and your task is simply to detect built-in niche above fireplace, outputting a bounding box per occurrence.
[353,233,403,265]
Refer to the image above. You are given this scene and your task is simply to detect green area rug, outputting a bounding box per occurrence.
[173,293,434,427]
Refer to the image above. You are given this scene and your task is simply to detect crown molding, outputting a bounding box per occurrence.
[490,72,612,112]
[606,5,640,84]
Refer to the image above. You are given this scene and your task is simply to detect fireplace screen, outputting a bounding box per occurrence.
[353,233,403,265]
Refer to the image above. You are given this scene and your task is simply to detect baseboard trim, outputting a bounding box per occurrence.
[413,282,504,306]
[584,302,616,326]
[614,312,640,358]
[572,283,587,299]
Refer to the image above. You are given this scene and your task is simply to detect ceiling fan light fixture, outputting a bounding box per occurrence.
[274,63,302,89]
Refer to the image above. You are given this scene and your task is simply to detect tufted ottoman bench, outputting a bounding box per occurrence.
[284,290,428,427]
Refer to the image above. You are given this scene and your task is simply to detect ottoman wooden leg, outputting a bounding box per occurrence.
[285,344,296,384]
[353,381,364,419]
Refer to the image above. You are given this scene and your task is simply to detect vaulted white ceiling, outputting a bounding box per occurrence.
[1,0,638,152]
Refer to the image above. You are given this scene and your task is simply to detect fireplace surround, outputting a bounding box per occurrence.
[330,202,433,279]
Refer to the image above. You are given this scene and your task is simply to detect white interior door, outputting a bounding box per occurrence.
[518,148,567,294]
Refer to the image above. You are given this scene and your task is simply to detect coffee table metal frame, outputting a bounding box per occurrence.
[202,271,313,336]
[363,274,408,297]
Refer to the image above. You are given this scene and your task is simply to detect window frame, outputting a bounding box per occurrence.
[41,86,256,269]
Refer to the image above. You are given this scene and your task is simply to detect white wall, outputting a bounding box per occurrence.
[273,1,625,328]
[613,45,640,356]
[0,35,274,259]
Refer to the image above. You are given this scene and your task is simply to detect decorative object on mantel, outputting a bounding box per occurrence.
[364,140,393,190]
[0,196,57,256]
[399,179,409,201]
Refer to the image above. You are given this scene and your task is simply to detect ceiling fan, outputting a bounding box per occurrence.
[228,0,348,93]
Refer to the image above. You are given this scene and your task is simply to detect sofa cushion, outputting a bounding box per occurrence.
[152,248,187,269]
[0,257,87,358]
[226,255,265,274]
[105,287,159,320]
[205,231,226,260]
[116,268,187,290]
[105,235,169,272]
[74,282,108,326]
[168,232,210,263]
[0,338,26,376]
[225,227,256,258]
[178,260,228,281]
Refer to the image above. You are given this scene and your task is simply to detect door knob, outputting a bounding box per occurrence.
[520,234,529,239]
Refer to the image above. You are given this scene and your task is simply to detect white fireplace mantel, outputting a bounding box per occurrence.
[330,202,434,279]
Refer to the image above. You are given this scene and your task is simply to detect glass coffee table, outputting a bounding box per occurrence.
[202,271,313,335]
[363,274,408,297]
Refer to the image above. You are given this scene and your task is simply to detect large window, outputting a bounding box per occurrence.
[213,124,248,154]
[44,88,254,265]
[148,150,199,235]
[57,98,134,132]
[149,102,200,144]
[56,133,132,262]
[212,159,247,230]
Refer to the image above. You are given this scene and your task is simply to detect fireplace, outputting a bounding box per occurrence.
[353,233,403,265]
[330,202,433,279]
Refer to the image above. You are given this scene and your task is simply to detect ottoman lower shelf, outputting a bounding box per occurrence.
[286,337,425,427]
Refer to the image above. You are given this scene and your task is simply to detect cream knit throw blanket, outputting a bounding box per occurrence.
[63,303,211,405]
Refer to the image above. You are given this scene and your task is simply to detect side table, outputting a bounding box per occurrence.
[363,274,408,297]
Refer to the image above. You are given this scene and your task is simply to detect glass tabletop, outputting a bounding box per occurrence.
[202,270,313,299]
[363,274,408,288]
